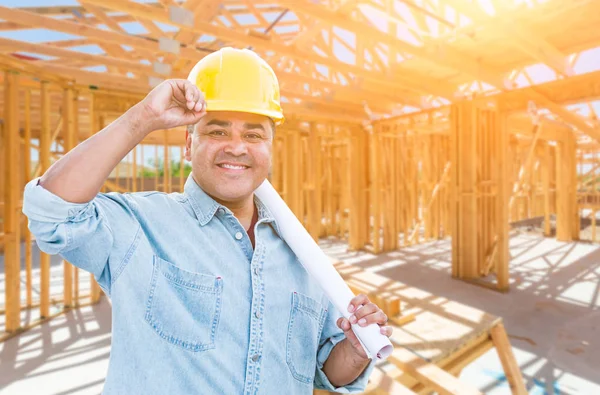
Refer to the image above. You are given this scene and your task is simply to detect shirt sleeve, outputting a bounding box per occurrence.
[313,299,376,393]
[22,177,142,295]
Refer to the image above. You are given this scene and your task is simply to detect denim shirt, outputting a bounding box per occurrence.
[22,175,375,394]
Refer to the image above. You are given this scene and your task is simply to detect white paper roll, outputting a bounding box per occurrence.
[255,180,394,360]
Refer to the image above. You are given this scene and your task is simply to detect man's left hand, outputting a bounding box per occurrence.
[336,294,393,360]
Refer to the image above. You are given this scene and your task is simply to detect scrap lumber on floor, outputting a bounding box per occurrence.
[311,261,527,395]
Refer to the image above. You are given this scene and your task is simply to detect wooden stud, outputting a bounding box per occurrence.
[39,81,52,317]
[179,145,184,192]
[88,94,102,304]
[154,145,159,191]
[163,130,170,193]
[73,90,80,306]
[389,348,483,395]
[3,70,21,332]
[62,87,75,308]
[308,122,322,241]
[23,88,33,307]
[496,112,510,291]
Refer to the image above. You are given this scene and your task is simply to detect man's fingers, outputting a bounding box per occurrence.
[337,317,352,331]
[178,80,205,112]
[348,293,370,313]
[349,303,378,325]
[380,326,393,337]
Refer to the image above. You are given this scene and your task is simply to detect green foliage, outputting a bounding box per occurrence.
[141,158,192,178]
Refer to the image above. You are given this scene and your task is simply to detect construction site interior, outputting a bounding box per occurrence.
[1,0,600,394]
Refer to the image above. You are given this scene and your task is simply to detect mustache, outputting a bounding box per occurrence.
[214,153,253,166]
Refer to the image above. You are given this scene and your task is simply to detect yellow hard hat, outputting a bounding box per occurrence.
[187,47,284,125]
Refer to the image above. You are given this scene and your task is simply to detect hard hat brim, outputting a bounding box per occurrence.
[205,100,285,126]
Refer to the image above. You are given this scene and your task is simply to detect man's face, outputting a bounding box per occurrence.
[185,111,273,205]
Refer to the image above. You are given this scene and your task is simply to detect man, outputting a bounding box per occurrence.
[22,47,391,394]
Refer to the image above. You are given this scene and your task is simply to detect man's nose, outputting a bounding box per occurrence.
[223,134,248,156]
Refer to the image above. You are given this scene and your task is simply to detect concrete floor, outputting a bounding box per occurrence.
[1,233,599,394]
[321,233,600,395]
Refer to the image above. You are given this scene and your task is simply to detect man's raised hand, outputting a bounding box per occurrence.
[139,79,207,133]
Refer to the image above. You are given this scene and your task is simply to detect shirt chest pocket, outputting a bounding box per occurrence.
[286,291,327,384]
[145,255,223,352]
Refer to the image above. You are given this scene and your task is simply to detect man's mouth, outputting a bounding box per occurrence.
[217,163,249,170]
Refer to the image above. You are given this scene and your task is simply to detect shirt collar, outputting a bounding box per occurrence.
[183,175,280,235]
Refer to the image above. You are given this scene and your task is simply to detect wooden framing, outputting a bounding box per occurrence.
[450,99,509,291]
[1,2,600,393]
[312,261,528,395]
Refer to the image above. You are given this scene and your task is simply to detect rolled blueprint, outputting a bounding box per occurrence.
[255,180,394,360]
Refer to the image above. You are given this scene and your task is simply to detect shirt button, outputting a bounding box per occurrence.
[252,354,259,362]
[235,232,243,240]
[253,266,259,275]
[255,310,261,319]
[218,208,225,215]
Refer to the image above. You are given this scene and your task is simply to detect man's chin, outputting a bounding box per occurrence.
[213,185,256,203]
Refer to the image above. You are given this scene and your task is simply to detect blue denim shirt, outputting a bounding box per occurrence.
[22,175,375,394]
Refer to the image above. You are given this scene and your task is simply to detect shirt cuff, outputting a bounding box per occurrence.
[314,333,376,393]
[22,177,94,223]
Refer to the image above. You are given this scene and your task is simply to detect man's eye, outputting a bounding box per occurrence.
[209,130,226,136]
[246,133,262,140]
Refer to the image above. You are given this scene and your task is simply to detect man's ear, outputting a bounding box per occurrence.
[184,127,193,161]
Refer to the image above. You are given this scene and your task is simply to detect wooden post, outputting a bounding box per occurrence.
[349,125,369,250]
[285,129,300,217]
[370,126,381,252]
[132,145,138,192]
[140,143,145,192]
[3,70,21,332]
[179,146,184,191]
[24,89,33,307]
[308,122,322,241]
[62,87,76,308]
[496,113,510,290]
[451,101,478,279]
[543,143,551,236]
[73,90,80,306]
[88,94,102,304]
[556,133,578,241]
[126,151,132,191]
[154,144,159,190]
[39,81,52,317]
[164,131,170,193]
[451,101,509,289]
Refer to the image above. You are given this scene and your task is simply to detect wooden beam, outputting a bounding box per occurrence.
[0,6,168,60]
[280,0,508,90]
[0,37,156,75]
[62,87,76,308]
[489,323,528,395]
[528,90,600,141]
[75,0,444,97]
[23,89,33,307]
[3,70,21,332]
[389,348,483,395]
[39,81,52,317]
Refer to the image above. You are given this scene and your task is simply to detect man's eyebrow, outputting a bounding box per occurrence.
[244,123,265,131]
[206,120,231,127]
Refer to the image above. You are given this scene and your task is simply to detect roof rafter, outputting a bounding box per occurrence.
[75,0,443,101]
[278,0,510,90]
